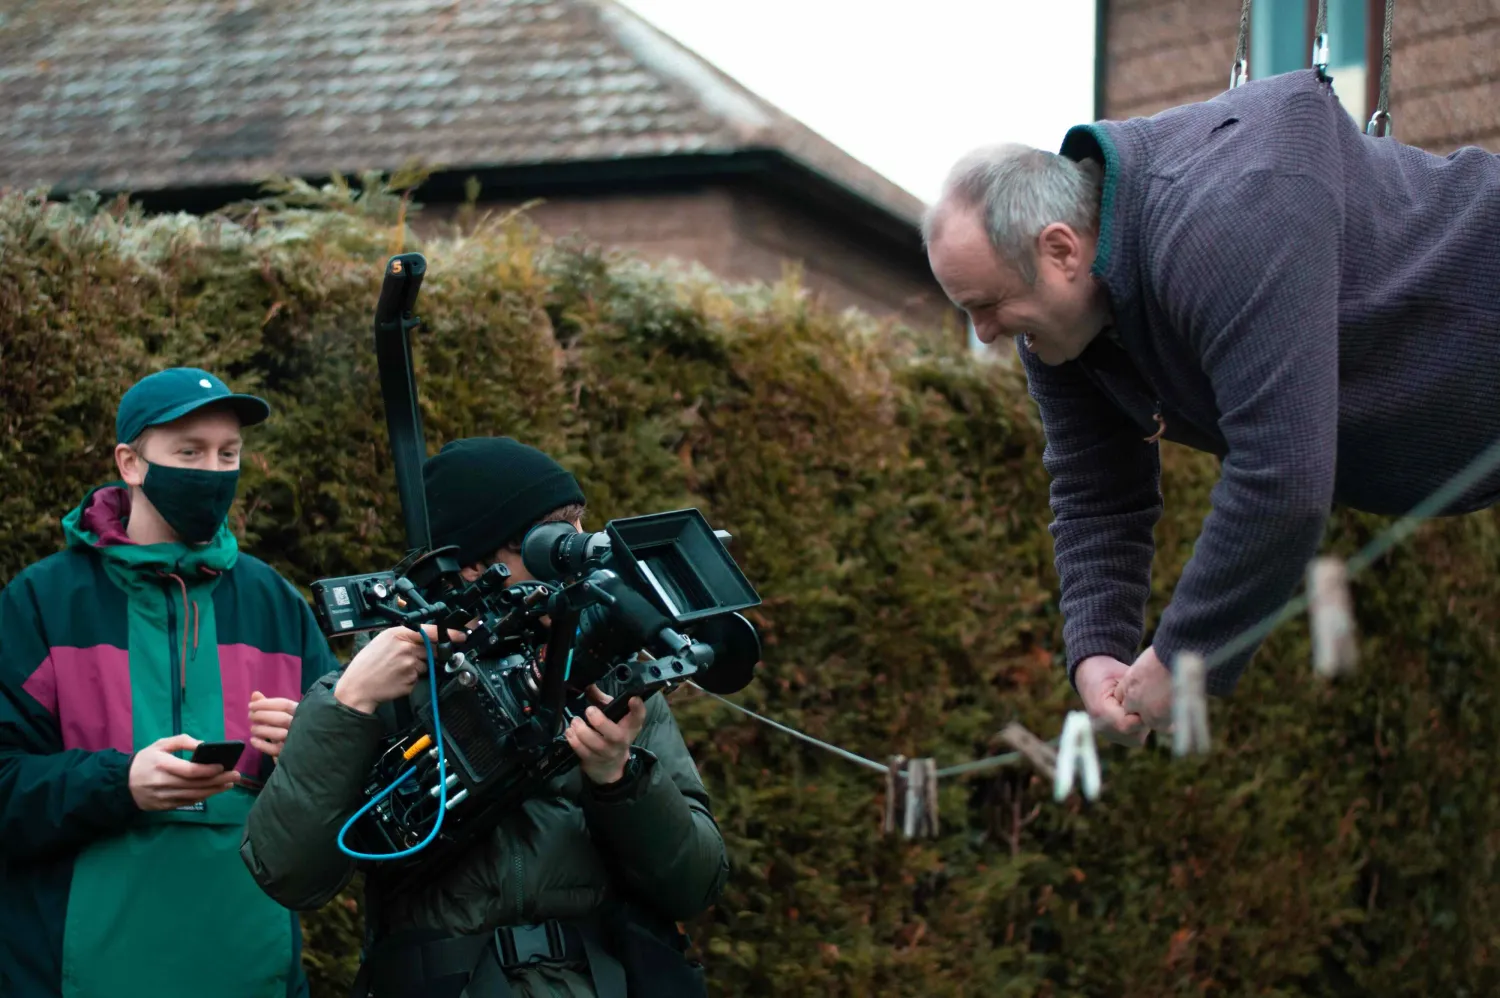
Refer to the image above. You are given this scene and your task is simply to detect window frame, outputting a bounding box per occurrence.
[1249,0,1384,125]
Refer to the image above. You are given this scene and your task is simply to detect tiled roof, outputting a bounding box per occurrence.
[0,0,925,225]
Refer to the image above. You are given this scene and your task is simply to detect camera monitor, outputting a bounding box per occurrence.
[606,509,760,626]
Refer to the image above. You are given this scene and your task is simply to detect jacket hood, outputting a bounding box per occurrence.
[62,483,239,584]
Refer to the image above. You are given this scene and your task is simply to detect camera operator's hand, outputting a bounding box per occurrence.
[248,690,299,759]
[566,685,648,785]
[129,734,240,811]
[334,625,466,715]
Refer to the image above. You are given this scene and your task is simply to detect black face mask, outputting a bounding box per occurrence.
[140,462,240,544]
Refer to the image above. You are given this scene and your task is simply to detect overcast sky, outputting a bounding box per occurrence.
[615,1,1098,205]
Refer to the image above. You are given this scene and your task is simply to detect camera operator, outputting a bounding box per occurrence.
[241,437,729,998]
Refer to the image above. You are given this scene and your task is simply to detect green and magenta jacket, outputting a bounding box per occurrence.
[0,483,339,998]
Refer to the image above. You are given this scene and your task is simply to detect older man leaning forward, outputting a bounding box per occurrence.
[923,69,1500,740]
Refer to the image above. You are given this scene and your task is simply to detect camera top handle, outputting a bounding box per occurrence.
[373,253,432,556]
[373,252,430,731]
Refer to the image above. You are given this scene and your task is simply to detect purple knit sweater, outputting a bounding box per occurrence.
[1024,69,1500,695]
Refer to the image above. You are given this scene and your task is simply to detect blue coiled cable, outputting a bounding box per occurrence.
[336,628,447,861]
[334,620,581,861]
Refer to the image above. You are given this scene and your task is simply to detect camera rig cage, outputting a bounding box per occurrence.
[308,254,762,891]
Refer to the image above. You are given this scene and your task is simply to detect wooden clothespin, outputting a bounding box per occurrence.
[1054,711,1101,802]
[1172,652,1211,757]
[903,758,939,839]
[1307,556,1358,678]
[998,722,1058,782]
[883,754,907,836]
[883,755,938,839]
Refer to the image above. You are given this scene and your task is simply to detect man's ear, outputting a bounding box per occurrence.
[459,561,485,583]
[115,442,147,487]
[1036,223,1086,279]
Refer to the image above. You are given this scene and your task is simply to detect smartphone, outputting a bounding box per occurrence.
[189,740,245,770]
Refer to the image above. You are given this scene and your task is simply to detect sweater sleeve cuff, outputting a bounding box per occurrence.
[1066,637,1143,691]
[1150,627,1244,697]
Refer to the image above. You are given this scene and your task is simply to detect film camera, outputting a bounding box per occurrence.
[310,508,761,885]
[308,253,762,889]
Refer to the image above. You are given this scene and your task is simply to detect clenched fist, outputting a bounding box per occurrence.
[248,690,298,759]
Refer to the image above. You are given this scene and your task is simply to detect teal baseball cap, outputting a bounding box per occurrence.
[116,367,271,444]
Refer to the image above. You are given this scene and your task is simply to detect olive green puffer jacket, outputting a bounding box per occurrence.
[239,669,729,996]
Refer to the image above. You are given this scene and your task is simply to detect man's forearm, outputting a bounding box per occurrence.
[1020,341,1165,684]
[0,748,139,860]
[1151,471,1331,695]
[1145,171,1344,694]
[1053,506,1160,686]
[0,583,142,859]
[1046,436,1164,685]
[581,751,729,920]
[241,679,386,910]
[333,670,382,715]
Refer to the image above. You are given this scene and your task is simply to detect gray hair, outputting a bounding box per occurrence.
[922,143,1103,285]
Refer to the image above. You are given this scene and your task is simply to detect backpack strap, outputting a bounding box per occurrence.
[357,930,497,998]
[357,918,629,998]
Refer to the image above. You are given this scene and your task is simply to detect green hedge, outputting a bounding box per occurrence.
[5,181,1500,997]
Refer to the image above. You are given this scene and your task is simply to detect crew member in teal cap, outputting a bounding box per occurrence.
[112,366,272,545]
[0,366,431,998]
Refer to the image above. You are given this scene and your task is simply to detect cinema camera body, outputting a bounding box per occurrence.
[310,509,761,884]
[302,251,764,890]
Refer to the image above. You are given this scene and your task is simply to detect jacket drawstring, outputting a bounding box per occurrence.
[161,571,191,694]
[158,566,219,696]
[1144,409,1168,443]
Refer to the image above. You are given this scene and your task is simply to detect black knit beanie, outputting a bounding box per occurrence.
[423,437,586,564]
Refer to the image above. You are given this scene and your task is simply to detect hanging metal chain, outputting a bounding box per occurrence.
[1367,0,1395,136]
[1231,0,1253,88]
[1312,0,1330,79]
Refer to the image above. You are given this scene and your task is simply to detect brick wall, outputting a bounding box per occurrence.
[1101,0,1500,154]
[722,185,956,330]
[1103,0,1243,120]
[1396,0,1500,153]
[454,189,741,277]
[422,184,959,333]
